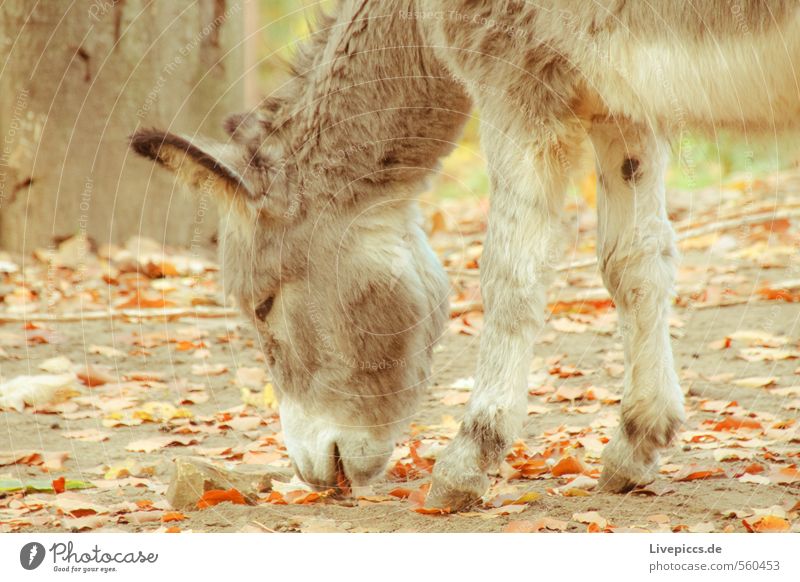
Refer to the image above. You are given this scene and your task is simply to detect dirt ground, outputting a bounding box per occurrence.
[1,179,799,533]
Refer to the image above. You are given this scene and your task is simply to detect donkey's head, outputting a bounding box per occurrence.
[129,114,450,490]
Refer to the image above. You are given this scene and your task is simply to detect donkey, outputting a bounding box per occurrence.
[130,124,453,490]
[132,0,800,509]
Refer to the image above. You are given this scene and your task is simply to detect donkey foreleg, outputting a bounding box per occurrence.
[589,121,685,492]
[427,114,575,510]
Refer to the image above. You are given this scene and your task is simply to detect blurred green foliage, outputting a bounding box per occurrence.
[256,0,334,92]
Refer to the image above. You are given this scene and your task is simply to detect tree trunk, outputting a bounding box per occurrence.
[0,0,244,253]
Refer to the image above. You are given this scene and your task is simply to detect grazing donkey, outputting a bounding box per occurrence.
[131,124,453,489]
[132,0,800,508]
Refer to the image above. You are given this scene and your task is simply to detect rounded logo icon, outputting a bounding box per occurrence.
[20,542,46,570]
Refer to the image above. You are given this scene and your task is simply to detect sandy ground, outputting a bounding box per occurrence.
[1,285,798,532]
[1,174,799,533]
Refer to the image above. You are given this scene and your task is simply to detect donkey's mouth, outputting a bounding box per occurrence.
[333,443,352,496]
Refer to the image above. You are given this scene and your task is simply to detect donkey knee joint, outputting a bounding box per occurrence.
[601,222,677,307]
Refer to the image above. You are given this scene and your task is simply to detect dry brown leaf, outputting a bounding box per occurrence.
[125,435,199,453]
[732,376,778,389]
[503,517,567,532]
[573,511,608,529]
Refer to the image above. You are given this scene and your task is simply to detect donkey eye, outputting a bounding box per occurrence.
[255,296,274,321]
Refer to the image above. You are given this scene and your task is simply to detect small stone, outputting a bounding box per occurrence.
[166,456,292,510]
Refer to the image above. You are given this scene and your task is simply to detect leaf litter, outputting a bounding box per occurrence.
[2,171,800,532]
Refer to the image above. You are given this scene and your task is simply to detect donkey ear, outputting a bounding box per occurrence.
[129,129,252,199]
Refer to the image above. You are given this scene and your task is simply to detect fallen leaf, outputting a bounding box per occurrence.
[551,455,585,477]
[742,515,791,532]
[713,417,762,432]
[0,374,79,411]
[125,436,199,453]
[63,429,110,442]
[76,365,116,387]
[551,318,587,333]
[235,367,267,389]
[196,488,247,509]
[191,363,228,376]
[0,478,94,493]
[88,345,126,358]
[553,385,584,402]
[388,488,413,499]
[53,493,109,517]
[503,517,567,532]
[413,506,450,515]
[52,477,66,494]
[573,511,608,529]
[39,356,74,373]
[63,514,109,532]
[770,465,800,485]
[674,465,726,481]
[732,376,778,389]
[440,390,470,406]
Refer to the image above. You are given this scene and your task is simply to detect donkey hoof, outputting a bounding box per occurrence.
[599,456,656,493]
[426,465,489,512]
[599,466,649,493]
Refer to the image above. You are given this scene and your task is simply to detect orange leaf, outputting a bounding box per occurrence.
[387,461,415,481]
[165,526,181,533]
[517,458,549,478]
[409,440,435,473]
[713,417,762,432]
[196,488,247,509]
[264,491,286,505]
[69,509,99,518]
[772,465,800,484]
[549,299,613,315]
[162,512,186,523]
[135,499,154,509]
[52,476,66,494]
[743,515,791,533]
[409,483,431,507]
[76,365,115,387]
[674,465,726,481]
[413,506,450,515]
[743,463,765,475]
[117,294,175,309]
[551,456,585,477]
[286,490,327,505]
[335,467,351,496]
[758,288,799,302]
[388,488,413,499]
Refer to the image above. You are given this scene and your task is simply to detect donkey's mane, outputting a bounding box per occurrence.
[253,4,350,156]
[284,8,338,87]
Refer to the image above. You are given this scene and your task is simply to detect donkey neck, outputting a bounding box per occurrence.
[286,1,471,203]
